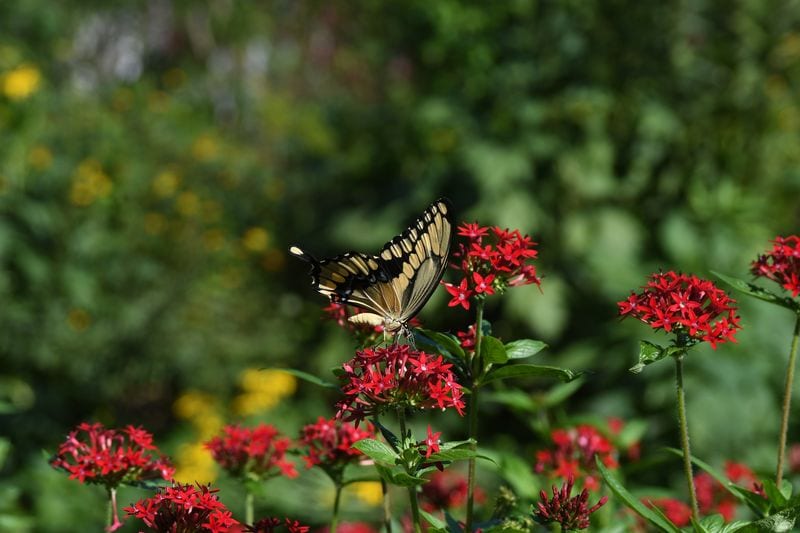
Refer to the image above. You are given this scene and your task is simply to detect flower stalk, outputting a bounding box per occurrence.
[330,483,342,533]
[397,409,422,533]
[465,298,484,533]
[776,313,800,486]
[245,489,254,528]
[675,354,699,522]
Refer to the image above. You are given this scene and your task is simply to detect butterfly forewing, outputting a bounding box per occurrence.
[290,198,453,332]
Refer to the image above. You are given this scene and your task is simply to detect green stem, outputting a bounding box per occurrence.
[465,299,485,533]
[675,355,699,522]
[245,489,254,527]
[397,409,421,533]
[331,483,343,533]
[381,478,393,533]
[776,313,800,486]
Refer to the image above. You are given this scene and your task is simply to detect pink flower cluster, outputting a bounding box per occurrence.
[49,422,173,487]
[751,235,800,297]
[247,517,310,533]
[443,223,540,310]
[618,271,741,348]
[299,417,375,469]
[534,425,618,491]
[125,483,238,533]
[534,476,608,530]
[205,424,297,479]
[335,345,465,423]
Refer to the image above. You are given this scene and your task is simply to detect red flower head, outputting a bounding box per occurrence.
[534,476,608,530]
[751,235,800,297]
[299,417,375,470]
[444,223,541,310]
[618,271,741,349]
[534,425,618,491]
[420,470,485,513]
[421,425,441,460]
[50,422,174,487]
[694,461,764,522]
[335,345,465,424]
[323,302,422,343]
[318,523,378,533]
[124,483,238,533]
[205,424,297,480]
[246,518,310,533]
[643,498,692,527]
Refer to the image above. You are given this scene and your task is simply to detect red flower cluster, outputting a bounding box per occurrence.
[323,302,421,337]
[751,235,800,297]
[299,417,375,469]
[618,271,741,348]
[124,483,238,533]
[205,424,297,480]
[643,498,692,528]
[319,523,377,533]
[443,223,541,310]
[695,461,764,522]
[534,425,618,491]
[533,476,608,530]
[335,345,465,423]
[420,470,485,512]
[247,518,310,533]
[50,422,173,487]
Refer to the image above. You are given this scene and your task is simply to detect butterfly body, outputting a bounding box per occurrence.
[289,198,453,336]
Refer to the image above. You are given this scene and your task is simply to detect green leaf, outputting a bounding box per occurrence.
[630,340,668,374]
[692,514,752,532]
[419,509,447,531]
[352,439,398,465]
[746,506,800,532]
[504,339,548,360]
[596,457,682,533]
[426,448,477,462]
[439,439,475,450]
[481,335,508,365]
[388,470,429,487]
[416,329,466,360]
[273,368,338,389]
[762,479,789,509]
[712,271,800,313]
[482,363,576,384]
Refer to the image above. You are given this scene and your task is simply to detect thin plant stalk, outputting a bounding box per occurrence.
[675,354,699,522]
[245,489,254,527]
[330,483,343,533]
[107,486,121,532]
[398,409,421,533]
[465,299,485,533]
[776,314,800,486]
[381,478,393,533]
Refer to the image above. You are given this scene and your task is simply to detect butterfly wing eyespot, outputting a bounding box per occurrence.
[290,198,453,334]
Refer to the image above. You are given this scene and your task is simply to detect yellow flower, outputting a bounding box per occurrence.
[242,227,269,252]
[28,145,53,171]
[176,191,200,216]
[173,390,217,420]
[67,308,91,332]
[2,64,41,100]
[232,369,297,416]
[348,481,384,506]
[144,212,167,235]
[69,159,112,206]
[192,134,218,161]
[152,170,180,198]
[203,229,226,252]
[173,442,217,484]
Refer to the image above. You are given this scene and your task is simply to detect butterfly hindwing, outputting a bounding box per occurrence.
[290,198,453,333]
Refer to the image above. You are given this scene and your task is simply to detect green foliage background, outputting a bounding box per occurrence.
[1,0,800,530]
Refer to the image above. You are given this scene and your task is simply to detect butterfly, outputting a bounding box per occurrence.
[289,198,453,337]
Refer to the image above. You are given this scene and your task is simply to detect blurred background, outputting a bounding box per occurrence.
[2,0,800,530]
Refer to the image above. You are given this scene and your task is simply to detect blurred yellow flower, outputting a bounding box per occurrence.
[232,369,297,416]
[173,441,217,484]
[144,212,168,235]
[203,229,226,252]
[173,390,218,420]
[192,134,219,161]
[176,191,200,216]
[67,308,91,332]
[242,227,269,252]
[69,159,112,206]
[152,170,180,198]
[2,64,41,100]
[201,200,222,223]
[348,481,383,506]
[220,266,244,290]
[195,413,224,441]
[28,145,53,171]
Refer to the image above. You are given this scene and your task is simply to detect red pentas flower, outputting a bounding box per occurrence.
[50,422,174,487]
[534,425,618,491]
[335,344,465,423]
[420,470,485,513]
[319,523,377,533]
[618,271,741,349]
[299,417,375,470]
[205,424,297,480]
[124,483,238,533]
[247,518,310,533]
[751,235,800,297]
[695,461,764,522]
[643,498,692,528]
[443,223,541,311]
[533,475,608,530]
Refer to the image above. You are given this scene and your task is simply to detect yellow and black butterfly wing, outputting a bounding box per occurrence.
[289,198,453,331]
